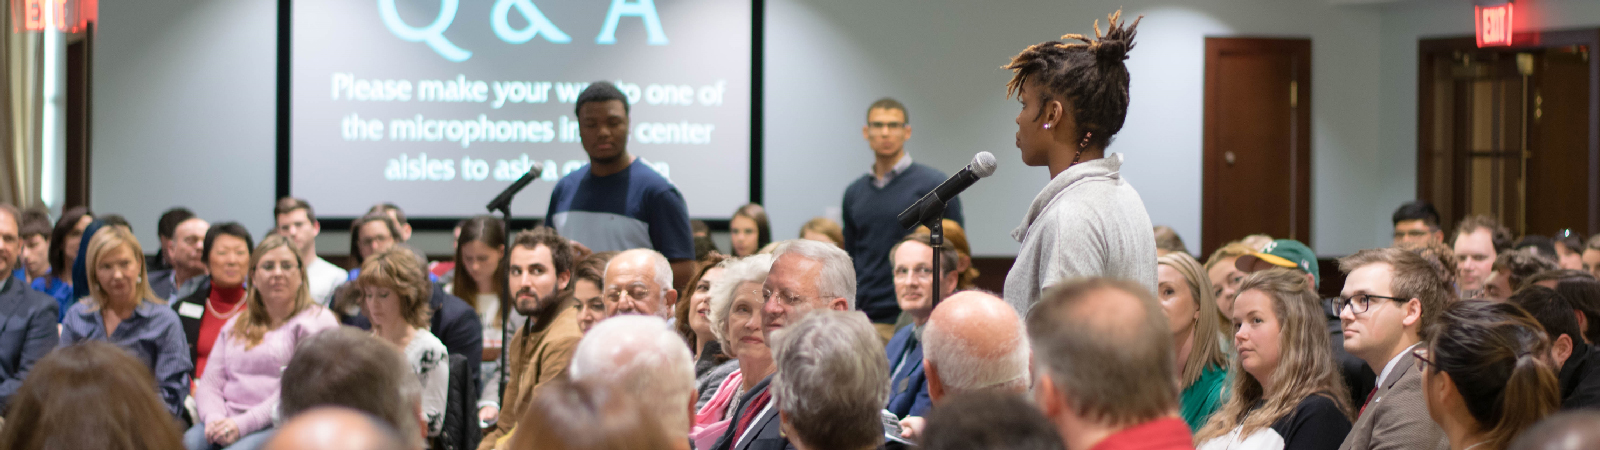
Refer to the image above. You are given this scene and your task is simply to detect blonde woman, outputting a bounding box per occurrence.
[356,246,449,438]
[1157,253,1230,431]
[1205,242,1258,320]
[1197,268,1352,450]
[59,226,192,419]
[186,235,339,450]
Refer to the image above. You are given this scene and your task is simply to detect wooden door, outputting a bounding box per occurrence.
[1202,38,1312,256]
[1526,47,1593,236]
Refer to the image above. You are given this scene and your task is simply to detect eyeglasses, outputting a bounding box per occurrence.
[892,266,936,281]
[603,283,659,304]
[868,121,905,131]
[1411,347,1436,371]
[763,288,812,307]
[1335,293,1408,314]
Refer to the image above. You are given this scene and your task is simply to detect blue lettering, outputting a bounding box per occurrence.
[377,0,472,62]
[596,0,668,45]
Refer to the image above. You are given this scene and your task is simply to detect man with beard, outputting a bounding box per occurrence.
[477,227,581,450]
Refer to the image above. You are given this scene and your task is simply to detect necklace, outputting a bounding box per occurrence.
[207,296,247,320]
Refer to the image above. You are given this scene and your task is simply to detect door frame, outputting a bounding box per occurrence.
[1202,37,1313,256]
[1417,29,1600,235]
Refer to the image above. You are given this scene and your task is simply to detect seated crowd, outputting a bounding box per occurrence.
[6,195,1600,450]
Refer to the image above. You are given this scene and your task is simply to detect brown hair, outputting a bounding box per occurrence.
[18,206,51,240]
[1028,278,1176,428]
[1004,10,1140,149]
[1153,226,1188,256]
[675,253,728,352]
[731,204,772,255]
[574,251,617,289]
[281,327,423,447]
[348,212,402,265]
[1455,215,1514,254]
[1398,240,1460,288]
[512,227,576,280]
[1494,249,1560,292]
[511,377,674,450]
[84,227,163,309]
[1425,300,1558,450]
[356,246,433,329]
[453,215,508,319]
[233,234,320,348]
[1158,252,1229,388]
[274,197,317,223]
[1197,268,1352,442]
[0,342,184,450]
[47,206,90,277]
[866,97,909,123]
[890,233,961,278]
[798,217,844,247]
[1339,247,1455,340]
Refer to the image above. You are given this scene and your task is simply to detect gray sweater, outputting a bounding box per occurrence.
[1003,153,1158,315]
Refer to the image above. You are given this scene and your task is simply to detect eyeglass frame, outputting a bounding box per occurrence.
[1411,347,1436,371]
[1335,293,1410,315]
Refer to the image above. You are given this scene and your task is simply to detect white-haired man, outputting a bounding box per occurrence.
[602,248,678,319]
[569,315,696,450]
[711,239,857,450]
[771,310,890,450]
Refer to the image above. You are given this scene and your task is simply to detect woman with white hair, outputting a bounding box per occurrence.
[690,254,775,449]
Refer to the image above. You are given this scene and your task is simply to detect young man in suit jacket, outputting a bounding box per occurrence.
[0,204,58,412]
[1336,248,1451,450]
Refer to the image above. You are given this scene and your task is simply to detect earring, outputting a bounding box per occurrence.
[1043,123,1051,130]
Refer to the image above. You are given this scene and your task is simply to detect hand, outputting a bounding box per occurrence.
[205,418,241,445]
[479,405,499,423]
[899,416,925,441]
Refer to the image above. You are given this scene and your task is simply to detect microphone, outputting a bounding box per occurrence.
[485,161,545,213]
[897,152,997,229]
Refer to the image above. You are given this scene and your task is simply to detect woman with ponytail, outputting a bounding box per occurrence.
[1419,300,1559,450]
[1001,9,1160,313]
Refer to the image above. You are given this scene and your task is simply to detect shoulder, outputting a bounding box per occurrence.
[885,325,914,350]
[1279,393,1350,432]
[10,286,57,310]
[293,305,341,329]
[413,329,449,353]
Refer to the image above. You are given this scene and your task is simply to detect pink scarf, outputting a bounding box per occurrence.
[691,369,744,450]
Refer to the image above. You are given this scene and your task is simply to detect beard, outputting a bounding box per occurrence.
[513,284,563,316]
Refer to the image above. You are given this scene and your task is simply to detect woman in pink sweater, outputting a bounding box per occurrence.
[185,235,339,450]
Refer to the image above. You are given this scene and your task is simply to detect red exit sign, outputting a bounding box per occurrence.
[1477,3,1515,47]
[11,0,93,33]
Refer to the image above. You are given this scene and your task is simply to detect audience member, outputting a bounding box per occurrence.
[480,227,582,450]
[1454,215,1513,299]
[1241,234,1275,251]
[569,315,697,449]
[1197,268,1353,450]
[280,327,423,448]
[0,204,57,413]
[601,248,678,318]
[367,202,414,242]
[1393,200,1445,246]
[730,204,771,257]
[261,407,407,450]
[1583,235,1600,279]
[1029,278,1194,450]
[1527,269,1593,290]
[1335,248,1450,450]
[1553,230,1585,271]
[884,233,959,420]
[1485,249,1560,301]
[150,213,211,301]
[1002,12,1156,318]
[546,81,694,289]
[920,391,1065,450]
[676,254,736,410]
[1204,241,1256,321]
[843,97,965,341]
[1157,253,1230,431]
[347,213,404,277]
[1505,286,1600,410]
[16,206,50,284]
[770,310,889,450]
[149,207,195,272]
[570,251,613,334]
[274,198,347,304]
[1557,279,1600,343]
[1419,300,1559,450]
[174,222,253,381]
[0,341,184,450]
[799,217,844,247]
[1398,239,1460,289]
[449,215,524,424]
[695,254,775,449]
[710,240,856,450]
[911,219,979,290]
[506,378,675,450]
[356,247,450,438]
[911,290,1029,440]
[1507,410,1600,450]
[1154,225,1189,256]
[1517,235,1560,262]
[185,234,339,450]
[60,226,191,418]
[341,243,482,405]
[34,206,90,317]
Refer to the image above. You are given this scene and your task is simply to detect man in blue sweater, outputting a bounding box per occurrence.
[842,98,962,340]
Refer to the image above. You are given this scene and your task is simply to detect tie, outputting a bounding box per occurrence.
[1359,387,1377,416]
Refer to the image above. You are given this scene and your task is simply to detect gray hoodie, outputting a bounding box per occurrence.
[1003,153,1158,315]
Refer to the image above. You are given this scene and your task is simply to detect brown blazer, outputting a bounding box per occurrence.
[1337,350,1448,450]
[477,299,583,450]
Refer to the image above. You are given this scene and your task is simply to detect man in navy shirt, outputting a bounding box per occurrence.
[843,98,962,339]
[547,81,694,289]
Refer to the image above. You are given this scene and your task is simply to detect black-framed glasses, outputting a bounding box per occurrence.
[1411,347,1435,371]
[1335,293,1408,314]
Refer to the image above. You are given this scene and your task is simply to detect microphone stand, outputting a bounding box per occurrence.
[485,165,540,408]
[927,217,945,309]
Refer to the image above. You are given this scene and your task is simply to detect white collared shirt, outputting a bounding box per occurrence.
[870,153,913,188]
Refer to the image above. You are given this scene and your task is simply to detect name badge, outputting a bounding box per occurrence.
[178,303,205,319]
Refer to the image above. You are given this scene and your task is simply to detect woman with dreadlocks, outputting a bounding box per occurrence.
[1002,10,1159,314]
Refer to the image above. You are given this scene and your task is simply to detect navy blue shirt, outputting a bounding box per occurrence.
[843,162,962,323]
[61,299,193,419]
[547,159,694,260]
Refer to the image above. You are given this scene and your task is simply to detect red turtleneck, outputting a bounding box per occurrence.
[196,284,247,380]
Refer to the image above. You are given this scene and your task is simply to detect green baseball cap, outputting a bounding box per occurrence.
[1236,239,1320,289]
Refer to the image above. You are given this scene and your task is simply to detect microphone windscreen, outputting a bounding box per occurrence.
[971,152,998,178]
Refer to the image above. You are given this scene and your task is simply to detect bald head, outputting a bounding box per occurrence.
[1509,411,1600,450]
[568,315,696,439]
[602,249,676,318]
[263,407,405,450]
[923,291,1029,401]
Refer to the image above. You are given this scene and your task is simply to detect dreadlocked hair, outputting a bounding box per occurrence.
[1005,9,1141,149]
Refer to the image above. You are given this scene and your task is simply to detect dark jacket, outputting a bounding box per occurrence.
[711,375,793,450]
[884,325,931,418]
[1560,341,1600,410]
[172,277,214,367]
[0,277,59,412]
[345,282,484,401]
